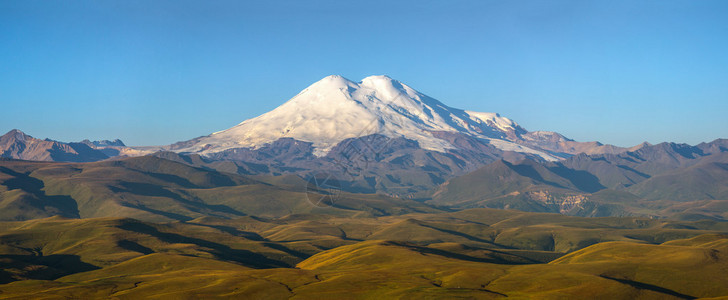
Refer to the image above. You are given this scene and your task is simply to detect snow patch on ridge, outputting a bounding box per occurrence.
[465,111,519,132]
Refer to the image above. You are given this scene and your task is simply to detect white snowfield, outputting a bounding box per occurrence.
[172,75,559,161]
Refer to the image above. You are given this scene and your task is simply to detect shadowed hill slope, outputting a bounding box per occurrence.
[0,156,442,222]
[427,142,728,219]
[0,213,725,299]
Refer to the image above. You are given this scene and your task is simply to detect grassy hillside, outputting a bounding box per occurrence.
[627,161,728,201]
[1,154,728,298]
[428,156,728,219]
[0,157,441,222]
[0,210,726,298]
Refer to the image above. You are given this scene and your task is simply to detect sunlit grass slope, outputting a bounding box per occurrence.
[0,211,726,299]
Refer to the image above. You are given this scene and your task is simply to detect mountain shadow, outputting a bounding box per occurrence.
[599,275,697,299]
[0,254,99,284]
[110,182,246,219]
[0,166,80,220]
[547,164,606,193]
[115,221,289,268]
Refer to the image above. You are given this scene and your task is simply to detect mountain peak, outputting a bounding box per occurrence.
[169,75,560,161]
[2,129,30,142]
[311,75,357,89]
[360,74,395,84]
[629,142,652,151]
[0,129,112,162]
[309,75,410,98]
[80,139,126,147]
[311,75,404,92]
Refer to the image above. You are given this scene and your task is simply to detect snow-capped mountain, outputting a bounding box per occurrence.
[0,75,658,196]
[169,75,559,161]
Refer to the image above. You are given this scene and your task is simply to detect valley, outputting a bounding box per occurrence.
[0,210,726,299]
[0,153,727,298]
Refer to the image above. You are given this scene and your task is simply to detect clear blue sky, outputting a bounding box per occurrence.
[1,0,727,147]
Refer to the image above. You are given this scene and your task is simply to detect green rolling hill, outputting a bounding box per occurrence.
[0,212,725,299]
